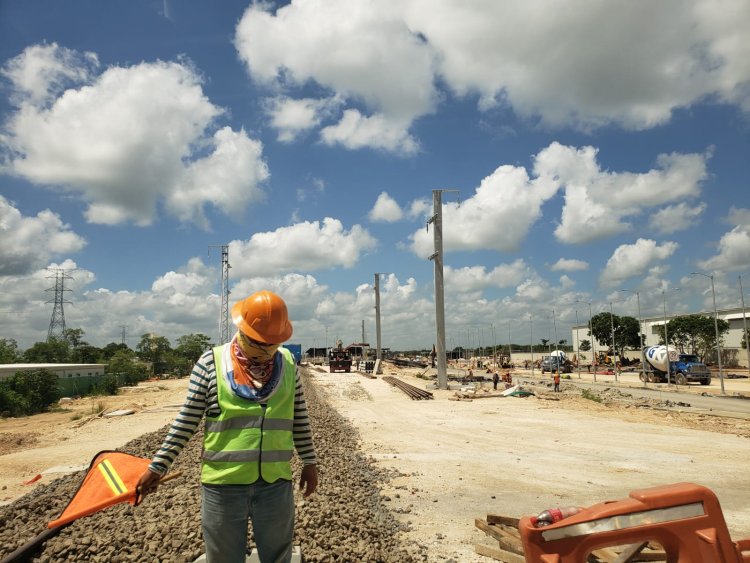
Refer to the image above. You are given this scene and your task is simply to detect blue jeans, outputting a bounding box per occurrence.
[201,480,294,563]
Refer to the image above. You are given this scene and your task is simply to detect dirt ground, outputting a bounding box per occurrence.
[1,369,749,562]
[0,379,188,505]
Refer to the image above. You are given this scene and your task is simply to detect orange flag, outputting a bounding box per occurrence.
[48,451,152,529]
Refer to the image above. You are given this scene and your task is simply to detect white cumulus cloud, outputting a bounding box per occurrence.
[229,218,377,277]
[533,143,709,244]
[408,161,559,257]
[550,258,589,272]
[0,195,86,275]
[600,238,679,287]
[233,0,750,154]
[649,202,707,234]
[1,44,268,228]
[369,192,403,222]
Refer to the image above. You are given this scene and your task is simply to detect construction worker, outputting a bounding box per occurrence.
[553,371,561,392]
[492,372,500,390]
[136,290,318,563]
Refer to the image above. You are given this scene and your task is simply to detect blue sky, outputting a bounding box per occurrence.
[1,0,750,352]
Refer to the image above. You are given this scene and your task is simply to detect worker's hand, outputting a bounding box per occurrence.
[135,469,161,505]
[299,464,318,498]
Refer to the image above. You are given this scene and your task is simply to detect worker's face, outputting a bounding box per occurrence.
[237,331,279,363]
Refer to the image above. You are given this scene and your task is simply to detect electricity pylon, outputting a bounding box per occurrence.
[209,245,231,343]
[46,268,73,342]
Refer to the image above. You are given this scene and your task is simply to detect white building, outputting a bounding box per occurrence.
[570,307,750,368]
[0,363,106,381]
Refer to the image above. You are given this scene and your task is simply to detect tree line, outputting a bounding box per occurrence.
[586,312,736,362]
[0,329,213,417]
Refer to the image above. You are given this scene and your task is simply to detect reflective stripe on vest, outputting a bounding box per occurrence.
[201,344,296,485]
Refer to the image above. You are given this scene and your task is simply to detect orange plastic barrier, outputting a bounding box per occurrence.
[519,482,750,562]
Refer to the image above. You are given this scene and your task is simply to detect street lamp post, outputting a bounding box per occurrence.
[740,274,750,374]
[507,321,512,364]
[691,272,725,395]
[529,312,535,377]
[575,309,581,379]
[576,300,596,382]
[620,289,646,387]
[661,288,680,387]
[609,301,618,382]
[552,309,560,380]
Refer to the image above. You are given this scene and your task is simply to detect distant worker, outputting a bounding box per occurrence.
[136,290,318,563]
[553,371,561,392]
[492,372,500,390]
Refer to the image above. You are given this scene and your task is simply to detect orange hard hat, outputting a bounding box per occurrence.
[231,290,293,344]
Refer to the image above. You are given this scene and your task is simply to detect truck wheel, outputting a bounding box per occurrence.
[639,372,646,382]
[700,378,711,385]
[675,373,687,385]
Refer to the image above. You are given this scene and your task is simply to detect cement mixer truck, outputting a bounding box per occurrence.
[642,345,711,385]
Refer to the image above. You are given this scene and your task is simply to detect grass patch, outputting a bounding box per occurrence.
[70,413,83,421]
[581,388,603,403]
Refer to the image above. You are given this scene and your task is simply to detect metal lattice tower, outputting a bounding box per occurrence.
[209,245,231,343]
[46,268,73,341]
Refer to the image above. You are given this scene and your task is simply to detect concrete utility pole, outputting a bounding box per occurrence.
[620,289,646,387]
[209,245,230,344]
[428,189,459,390]
[609,301,618,382]
[529,312,534,376]
[552,309,560,379]
[661,289,680,386]
[691,272,725,395]
[576,300,596,382]
[374,272,389,371]
[46,268,74,342]
[575,309,581,379]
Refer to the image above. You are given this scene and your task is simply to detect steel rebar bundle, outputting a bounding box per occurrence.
[382,376,434,400]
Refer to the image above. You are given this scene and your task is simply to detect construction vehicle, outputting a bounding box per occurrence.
[540,352,573,374]
[642,345,711,385]
[328,340,352,373]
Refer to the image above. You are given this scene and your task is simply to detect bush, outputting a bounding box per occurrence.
[94,374,118,396]
[0,369,60,416]
[581,388,603,403]
[0,385,30,417]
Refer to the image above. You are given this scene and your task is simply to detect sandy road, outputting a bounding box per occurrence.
[312,367,750,562]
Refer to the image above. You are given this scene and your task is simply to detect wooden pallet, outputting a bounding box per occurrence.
[474,514,668,562]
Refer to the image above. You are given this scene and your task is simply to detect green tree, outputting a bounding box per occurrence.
[23,337,71,363]
[63,328,86,349]
[666,314,729,360]
[0,338,21,363]
[136,334,172,374]
[71,344,102,363]
[2,369,60,415]
[579,339,591,352]
[175,333,212,364]
[0,385,29,417]
[101,342,131,360]
[107,350,147,385]
[589,313,640,355]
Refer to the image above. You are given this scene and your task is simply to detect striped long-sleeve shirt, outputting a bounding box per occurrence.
[148,348,317,476]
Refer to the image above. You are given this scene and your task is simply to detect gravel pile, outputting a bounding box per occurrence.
[0,371,427,562]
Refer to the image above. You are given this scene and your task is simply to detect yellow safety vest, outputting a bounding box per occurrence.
[201,344,296,485]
